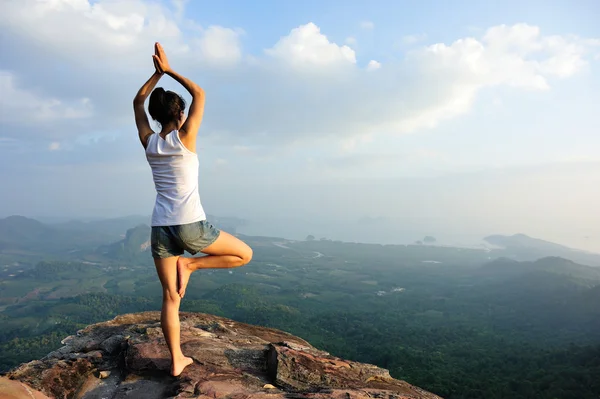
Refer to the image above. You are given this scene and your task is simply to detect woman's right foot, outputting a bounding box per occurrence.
[177,257,193,298]
[171,355,193,376]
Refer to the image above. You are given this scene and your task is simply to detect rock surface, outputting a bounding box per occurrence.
[3,312,442,399]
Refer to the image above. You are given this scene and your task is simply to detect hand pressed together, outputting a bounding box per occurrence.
[152,42,171,74]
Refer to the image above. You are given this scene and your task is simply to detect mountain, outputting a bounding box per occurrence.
[207,214,247,234]
[98,224,151,260]
[0,216,51,245]
[485,233,574,251]
[2,312,442,399]
[52,215,150,239]
[479,256,600,283]
[0,216,112,254]
[484,233,600,266]
[0,214,248,261]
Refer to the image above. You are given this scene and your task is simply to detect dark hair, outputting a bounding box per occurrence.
[148,87,186,127]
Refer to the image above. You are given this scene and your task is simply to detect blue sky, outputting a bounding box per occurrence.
[0,0,599,250]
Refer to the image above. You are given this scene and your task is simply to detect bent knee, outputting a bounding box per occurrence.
[163,288,181,303]
[241,246,253,265]
[235,245,252,266]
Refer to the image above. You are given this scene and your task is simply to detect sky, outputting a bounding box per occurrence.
[1,0,599,251]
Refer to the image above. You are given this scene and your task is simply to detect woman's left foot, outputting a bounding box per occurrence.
[171,355,193,376]
[177,257,193,298]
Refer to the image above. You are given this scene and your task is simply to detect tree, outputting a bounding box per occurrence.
[424,236,437,244]
[306,235,315,241]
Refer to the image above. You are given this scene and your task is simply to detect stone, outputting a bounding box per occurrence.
[99,334,125,355]
[3,311,443,399]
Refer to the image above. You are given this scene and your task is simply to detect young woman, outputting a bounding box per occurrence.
[133,42,253,376]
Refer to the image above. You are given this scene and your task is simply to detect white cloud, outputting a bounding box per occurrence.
[482,24,588,79]
[345,36,357,45]
[171,0,188,20]
[402,33,427,45]
[338,133,373,153]
[0,70,93,125]
[360,21,374,30]
[308,147,447,180]
[197,25,243,66]
[242,22,595,143]
[0,0,242,71]
[368,23,595,135]
[0,1,597,153]
[49,142,61,151]
[0,0,176,69]
[416,23,590,93]
[265,23,356,69]
[366,60,381,71]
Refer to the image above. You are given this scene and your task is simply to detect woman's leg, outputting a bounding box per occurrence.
[177,231,252,297]
[154,256,193,376]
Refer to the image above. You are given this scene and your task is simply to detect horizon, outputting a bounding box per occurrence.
[1,1,599,252]
[2,212,599,255]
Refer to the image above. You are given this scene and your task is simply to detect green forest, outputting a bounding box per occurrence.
[1,220,599,399]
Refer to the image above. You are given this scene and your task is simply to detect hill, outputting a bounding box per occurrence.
[0,214,245,257]
[485,234,600,266]
[52,215,150,239]
[485,233,572,251]
[479,256,600,283]
[97,224,151,260]
[53,214,246,236]
[0,216,112,255]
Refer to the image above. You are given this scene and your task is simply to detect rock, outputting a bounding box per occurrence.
[3,311,443,399]
[99,334,125,355]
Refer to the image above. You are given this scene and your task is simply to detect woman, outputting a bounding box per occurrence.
[133,42,253,376]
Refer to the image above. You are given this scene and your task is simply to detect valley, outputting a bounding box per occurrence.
[0,215,599,399]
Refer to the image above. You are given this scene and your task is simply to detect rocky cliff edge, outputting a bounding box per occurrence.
[1,312,442,399]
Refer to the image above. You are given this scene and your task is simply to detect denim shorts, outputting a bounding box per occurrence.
[151,220,221,259]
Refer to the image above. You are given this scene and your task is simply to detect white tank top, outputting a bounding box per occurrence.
[145,131,206,227]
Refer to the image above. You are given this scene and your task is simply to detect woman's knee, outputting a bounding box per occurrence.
[240,245,253,265]
[163,288,181,303]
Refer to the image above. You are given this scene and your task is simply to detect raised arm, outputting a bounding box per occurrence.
[133,69,162,148]
[153,43,205,149]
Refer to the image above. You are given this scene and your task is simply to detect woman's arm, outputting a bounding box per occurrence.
[153,43,205,143]
[167,69,205,139]
[133,70,162,148]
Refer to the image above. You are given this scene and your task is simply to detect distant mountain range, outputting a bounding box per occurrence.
[0,215,115,254]
[52,215,151,238]
[485,233,574,252]
[1,215,599,266]
[0,215,248,261]
[480,256,600,284]
[484,233,600,266]
[51,214,246,237]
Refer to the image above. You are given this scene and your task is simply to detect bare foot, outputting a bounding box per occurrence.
[177,257,193,298]
[171,355,193,376]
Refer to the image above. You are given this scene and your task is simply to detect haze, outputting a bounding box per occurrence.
[1,0,599,251]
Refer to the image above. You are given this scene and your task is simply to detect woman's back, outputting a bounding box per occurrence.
[145,130,205,227]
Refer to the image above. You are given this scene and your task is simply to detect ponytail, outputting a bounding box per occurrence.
[148,87,186,127]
